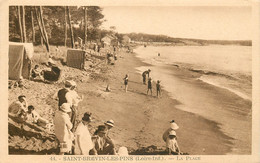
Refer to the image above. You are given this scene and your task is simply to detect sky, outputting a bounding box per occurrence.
[101,6,252,40]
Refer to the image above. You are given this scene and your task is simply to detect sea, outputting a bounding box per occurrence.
[134,45,252,154]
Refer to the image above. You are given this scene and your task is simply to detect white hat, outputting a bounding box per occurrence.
[104,120,114,127]
[170,122,179,130]
[60,103,71,113]
[65,80,77,87]
[48,58,55,65]
[169,130,176,136]
[118,147,129,155]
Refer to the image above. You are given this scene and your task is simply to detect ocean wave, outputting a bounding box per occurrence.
[198,75,251,101]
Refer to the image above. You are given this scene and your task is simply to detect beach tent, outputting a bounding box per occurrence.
[9,42,34,80]
[66,49,85,69]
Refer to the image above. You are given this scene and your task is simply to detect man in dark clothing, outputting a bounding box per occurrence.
[43,64,61,82]
[56,80,76,131]
[142,69,151,84]
[57,82,71,107]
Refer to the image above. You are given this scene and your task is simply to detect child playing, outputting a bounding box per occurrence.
[156,80,161,98]
[147,77,152,95]
[123,74,129,92]
[166,130,181,155]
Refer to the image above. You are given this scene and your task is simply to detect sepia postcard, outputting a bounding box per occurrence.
[0,0,260,162]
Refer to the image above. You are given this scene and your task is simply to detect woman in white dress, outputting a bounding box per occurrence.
[74,112,94,155]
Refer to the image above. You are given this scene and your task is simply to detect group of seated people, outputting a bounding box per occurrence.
[8,95,50,130]
[31,59,61,83]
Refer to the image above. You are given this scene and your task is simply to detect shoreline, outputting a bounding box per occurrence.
[77,49,233,154]
[8,46,239,155]
[133,47,251,154]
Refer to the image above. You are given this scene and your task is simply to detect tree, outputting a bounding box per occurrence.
[66,6,74,48]
[9,6,106,46]
[17,6,23,42]
[71,6,105,42]
[31,10,35,43]
[65,6,67,46]
[84,6,87,45]
[34,6,50,52]
[22,6,27,42]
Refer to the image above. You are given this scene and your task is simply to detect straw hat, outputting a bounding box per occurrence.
[169,130,176,136]
[65,80,76,87]
[60,103,71,113]
[104,120,114,127]
[170,120,179,130]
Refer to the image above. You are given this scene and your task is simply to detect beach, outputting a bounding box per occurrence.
[8,46,251,155]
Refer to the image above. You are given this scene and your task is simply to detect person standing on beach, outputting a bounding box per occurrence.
[54,103,74,155]
[156,80,161,98]
[56,80,73,107]
[142,69,151,84]
[55,80,78,131]
[106,50,112,64]
[70,82,84,132]
[163,120,179,142]
[74,112,94,155]
[123,74,129,92]
[147,77,153,95]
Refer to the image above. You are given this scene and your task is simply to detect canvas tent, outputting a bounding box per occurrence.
[9,42,34,80]
[66,49,85,69]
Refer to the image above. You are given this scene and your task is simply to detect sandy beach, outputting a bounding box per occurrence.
[81,49,237,155]
[8,46,243,155]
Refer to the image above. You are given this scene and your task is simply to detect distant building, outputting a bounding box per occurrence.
[101,35,119,47]
[122,35,131,45]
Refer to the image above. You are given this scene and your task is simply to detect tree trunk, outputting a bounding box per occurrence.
[17,6,23,42]
[84,7,87,45]
[66,6,74,48]
[64,6,67,47]
[34,7,46,43]
[34,6,49,52]
[22,6,27,42]
[39,6,49,51]
[41,36,43,46]
[31,10,35,43]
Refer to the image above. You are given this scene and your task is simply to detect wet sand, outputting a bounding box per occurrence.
[76,50,234,155]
